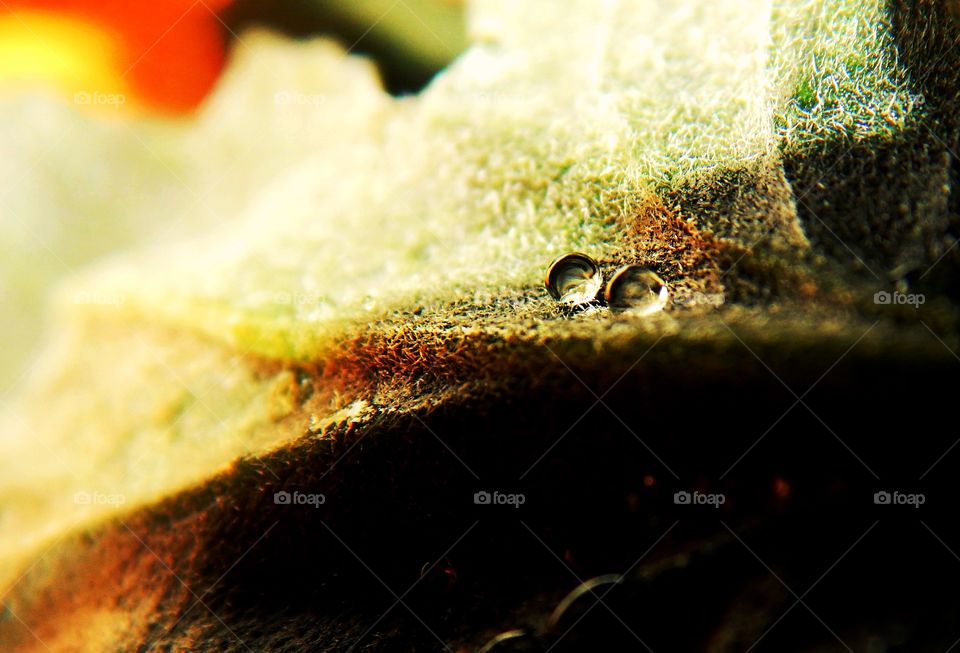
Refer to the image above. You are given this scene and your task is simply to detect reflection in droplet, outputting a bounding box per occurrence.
[544,253,602,306]
[605,266,668,315]
[547,574,624,634]
[476,629,538,653]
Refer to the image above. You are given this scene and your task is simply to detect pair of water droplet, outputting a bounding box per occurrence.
[544,252,668,315]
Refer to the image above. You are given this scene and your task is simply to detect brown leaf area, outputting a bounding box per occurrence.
[623,193,724,298]
[2,525,182,652]
[2,1,960,650]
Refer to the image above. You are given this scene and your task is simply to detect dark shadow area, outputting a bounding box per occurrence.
[893,0,960,302]
[220,0,466,95]
[781,0,960,299]
[100,337,960,652]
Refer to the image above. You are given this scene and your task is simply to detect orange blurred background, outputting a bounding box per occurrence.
[0,0,234,113]
[0,0,466,114]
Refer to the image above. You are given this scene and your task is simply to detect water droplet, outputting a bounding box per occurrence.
[545,253,602,306]
[605,266,668,315]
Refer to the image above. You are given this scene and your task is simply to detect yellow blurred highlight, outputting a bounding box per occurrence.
[0,10,131,111]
